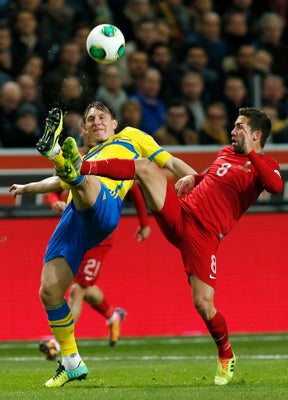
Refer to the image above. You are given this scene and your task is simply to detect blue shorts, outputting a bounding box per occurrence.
[44,183,122,276]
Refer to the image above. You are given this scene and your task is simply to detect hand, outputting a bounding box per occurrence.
[51,201,66,216]
[175,175,195,198]
[135,225,151,242]
[9,184,26,197]
[240,123,256,154]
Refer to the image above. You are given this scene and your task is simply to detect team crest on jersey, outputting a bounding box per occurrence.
[238,161,251,172]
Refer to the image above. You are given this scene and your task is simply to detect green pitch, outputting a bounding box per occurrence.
[1,334,288,400]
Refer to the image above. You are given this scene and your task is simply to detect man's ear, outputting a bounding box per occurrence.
[113,119,118,130]
[253,130,261,141]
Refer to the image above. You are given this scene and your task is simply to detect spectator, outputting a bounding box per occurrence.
[254,48,274,74]
[0,80,22,147]
[254,12,288,78]
[62,110,84,146]
[122,50,149,95]
[154,99,198,145]
[261,74,288,119]
[10,8,46,76]
[0,21,13,82]
[198,102,229,145]
[148,42,178,104]
[21,53,44,82]
[16,72,47,128]
[222,44,266,101]
[179,71,207,132]
[114,0,154,43]
[11,102,41,147]
[262,104,288,144]
[38,0,75,50]
[176,45,220,103]
[187,0,214,32]
[94,64,128,123]
[155,0,192,48]
[222,11,254,56]
[58,74,87,114]
[42,40,93,108]
[118,98,143,131]
[130,67,166,136]
[221,75,251,131]
[184,11,227,74]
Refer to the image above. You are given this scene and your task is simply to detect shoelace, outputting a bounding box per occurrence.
[52,361,65,380]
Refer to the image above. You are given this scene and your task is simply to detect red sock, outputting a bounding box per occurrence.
[92,298,114,319]
[81,158,135,180]
[205,311,233,358]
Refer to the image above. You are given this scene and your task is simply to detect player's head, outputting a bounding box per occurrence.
[82,101,118,148]
[83,101,116,123]
[239,107,271,147]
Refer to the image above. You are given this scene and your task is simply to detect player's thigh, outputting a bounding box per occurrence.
[135,159,167,211]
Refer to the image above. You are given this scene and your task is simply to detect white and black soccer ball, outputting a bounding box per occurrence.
[86,24,125,64]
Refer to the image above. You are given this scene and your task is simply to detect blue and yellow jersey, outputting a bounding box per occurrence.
[81,126,172,200]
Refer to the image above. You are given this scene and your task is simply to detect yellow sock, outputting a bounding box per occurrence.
[46,301,78,356]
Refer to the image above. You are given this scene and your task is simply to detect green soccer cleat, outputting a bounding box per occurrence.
[108,307,126,347]
[214,353,236,385]
[44,360,88,388]
[58,137,85,185]
[36,108,63,158]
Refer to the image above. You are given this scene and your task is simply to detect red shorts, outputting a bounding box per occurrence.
[74,236,113,287]
[152,184,220,289]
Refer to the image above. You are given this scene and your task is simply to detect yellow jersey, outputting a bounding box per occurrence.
[66,127,172,201]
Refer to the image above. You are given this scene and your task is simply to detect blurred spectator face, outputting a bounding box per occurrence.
[0,26,11,51]
[16,113,38,134]
[61,76,82,100]
[127,51,149,77]
[224,77,247,105]
[59,42,81,67]
[262,75,286,104]
[73,26,90,53]
[16,74,38,102]
[206,104,228,130]
[155,20,171,44]
[121,100,142,127]
[166,104,190,132]
[15,10,37,36]
[186,47,208,70]
[150,45,172,69]
[254,49,273,73]
[201,12,221,40]
[261,105,278,125]
[128,0,151,18]
[102,66,123,92]
[139,68,161,99]
[236,45,256,69]
[22,55,43,79]
[191,0,212,13]
[259,14,284,45]
[0,81,22,113]
[181,72,204,101]
[225,12,248,37]
[232,0,253,10]
[135,20,157,47]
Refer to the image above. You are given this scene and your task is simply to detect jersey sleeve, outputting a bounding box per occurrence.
[128,184,149,227]
[248,151,283,194]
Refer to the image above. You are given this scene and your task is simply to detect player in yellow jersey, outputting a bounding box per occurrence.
[9,102,196,388]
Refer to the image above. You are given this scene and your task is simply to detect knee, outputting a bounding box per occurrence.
[39,281,64,307]
[135,159,158,179]
[193,295,215,321]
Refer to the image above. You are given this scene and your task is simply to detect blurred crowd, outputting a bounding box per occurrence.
[1,0,288,148]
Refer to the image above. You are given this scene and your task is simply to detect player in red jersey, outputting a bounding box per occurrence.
[66,107,283,385]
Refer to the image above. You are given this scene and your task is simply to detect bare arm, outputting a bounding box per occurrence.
[165,156,198,178]
[9,176,63,197]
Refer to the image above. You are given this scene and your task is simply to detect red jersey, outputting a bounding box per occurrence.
[180,146,283,237]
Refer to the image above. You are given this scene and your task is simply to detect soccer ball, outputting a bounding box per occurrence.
[86,24,125,64]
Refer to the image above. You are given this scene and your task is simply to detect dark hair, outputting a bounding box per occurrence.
[239,107,271,147]
[83,101,116,122]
